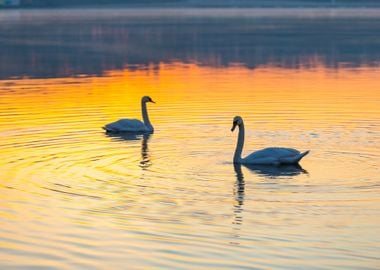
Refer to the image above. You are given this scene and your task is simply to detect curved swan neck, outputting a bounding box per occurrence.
[141,101,153,131]
[234,122,245,163]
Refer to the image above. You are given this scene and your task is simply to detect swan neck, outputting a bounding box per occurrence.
[141,101,153,131]
[234,122,244,163]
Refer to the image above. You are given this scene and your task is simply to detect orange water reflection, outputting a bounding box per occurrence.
[0,63,379,269]
[1,63,379,130]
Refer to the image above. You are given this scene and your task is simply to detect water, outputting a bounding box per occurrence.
[1,8,380,269]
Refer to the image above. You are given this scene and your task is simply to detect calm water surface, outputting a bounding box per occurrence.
[0,9,380,269]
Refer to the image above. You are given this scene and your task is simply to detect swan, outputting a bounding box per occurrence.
[103,96,155,133]
[231,116,309,165]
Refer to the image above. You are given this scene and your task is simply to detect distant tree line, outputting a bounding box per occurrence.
[19,0,181,7]
[16,0,380,7]
[2,7,380,79]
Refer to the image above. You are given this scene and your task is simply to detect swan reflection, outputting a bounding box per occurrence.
[106,132,152,169]
[231,163,246,245]
[242,163,307,178]
[230,162,307,244]
[139,134,151,169]
[233,163,245,211]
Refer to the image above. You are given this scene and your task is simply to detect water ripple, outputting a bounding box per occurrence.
[1,63,379,269]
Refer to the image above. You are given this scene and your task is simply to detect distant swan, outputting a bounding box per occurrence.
[231,116,309,165]
[103,96,155,133]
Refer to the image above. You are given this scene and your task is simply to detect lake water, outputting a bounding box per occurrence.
[0,8,379,269]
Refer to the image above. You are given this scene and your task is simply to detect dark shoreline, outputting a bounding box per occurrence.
[2,0,380,9]
[1,8,380,79]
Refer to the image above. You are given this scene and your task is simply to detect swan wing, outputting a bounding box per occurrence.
[247,147,300,159]
[104,119,146,132]
[279,150,309,164]
[243,147,308,165]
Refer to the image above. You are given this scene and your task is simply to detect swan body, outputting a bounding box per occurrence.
[104,96,155,133]
[104,119,149,133]
[242,147,309,165]
[231,116,309,165]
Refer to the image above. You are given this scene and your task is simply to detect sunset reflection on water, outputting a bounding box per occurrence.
[1,62,379,269]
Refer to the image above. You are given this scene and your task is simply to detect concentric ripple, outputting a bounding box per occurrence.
[1,37,380,270]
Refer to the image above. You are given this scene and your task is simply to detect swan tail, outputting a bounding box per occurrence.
[280,150,310,164]
[103,125,116,133]
[295,150,310,163]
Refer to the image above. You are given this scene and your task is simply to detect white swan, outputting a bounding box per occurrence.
[103,96,155,133]
[231,116,309,165]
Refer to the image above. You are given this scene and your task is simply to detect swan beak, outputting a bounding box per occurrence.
[231,123,237,132]
[150,100,156,104]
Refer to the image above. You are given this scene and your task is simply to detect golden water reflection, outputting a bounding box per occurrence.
[0,63,379,269]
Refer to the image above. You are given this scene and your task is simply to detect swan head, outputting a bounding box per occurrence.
[231,116,243,132]
[142,96,156,104]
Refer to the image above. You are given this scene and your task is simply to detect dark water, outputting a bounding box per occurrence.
[1,8,380,79]
[0,8,379,269]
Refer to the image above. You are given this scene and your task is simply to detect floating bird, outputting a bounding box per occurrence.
[104,96,155,133]
[231,116,309,165]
